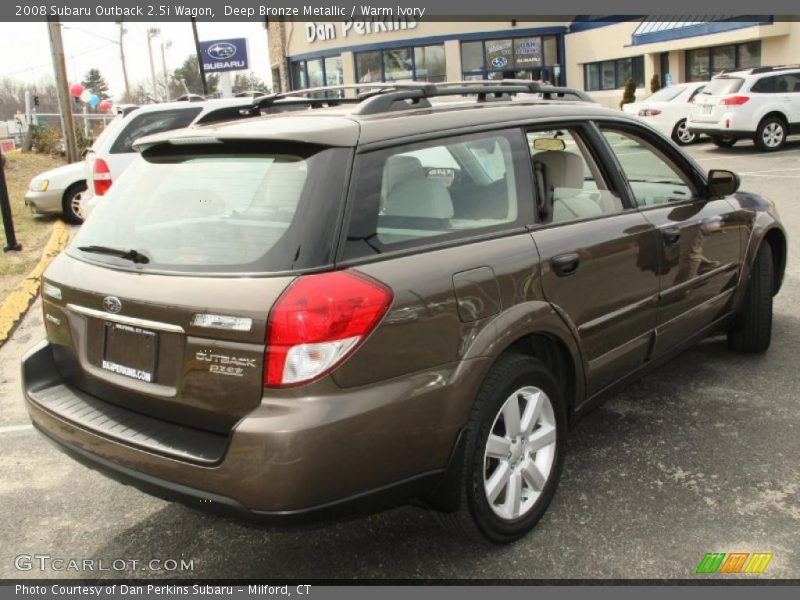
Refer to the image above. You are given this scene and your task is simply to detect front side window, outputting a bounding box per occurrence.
[343,130,533,260]
[110,108,202,154]
[600,128,698,207]
[528,128,623,224]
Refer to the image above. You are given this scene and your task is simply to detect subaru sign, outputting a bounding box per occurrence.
[199,38,248,73]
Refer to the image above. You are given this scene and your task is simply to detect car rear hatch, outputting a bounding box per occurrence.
[43,134,353,434]
[691,76,745,123]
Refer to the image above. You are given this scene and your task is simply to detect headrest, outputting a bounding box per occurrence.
[383,177,454,219]
[533,150,585,198]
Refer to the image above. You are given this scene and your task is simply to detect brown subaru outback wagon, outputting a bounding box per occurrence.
[23,82,786,543]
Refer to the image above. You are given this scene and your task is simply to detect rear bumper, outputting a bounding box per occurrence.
[23,341,482,520]
[686,126,754,138]
[24,190,62,215]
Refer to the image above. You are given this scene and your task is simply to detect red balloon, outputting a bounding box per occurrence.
[69,83,84,97]
[98,100,111,113]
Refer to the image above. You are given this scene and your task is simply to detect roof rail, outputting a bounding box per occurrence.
[353,80,594,115]
[244,80,593,117]
[750,64,800,74]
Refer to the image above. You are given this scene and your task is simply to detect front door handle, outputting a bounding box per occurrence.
[552,253,580,277]
[661,225,682,246]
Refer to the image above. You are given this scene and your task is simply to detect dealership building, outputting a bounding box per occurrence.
[267,17,800,106]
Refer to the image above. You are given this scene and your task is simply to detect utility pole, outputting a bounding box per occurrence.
[47,20,78,163]
[118,23,130,102]
[191,18,209,96]
[147,27,160,102]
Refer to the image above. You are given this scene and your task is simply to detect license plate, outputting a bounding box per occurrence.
[702,104,713,115]
[102,322,159,383]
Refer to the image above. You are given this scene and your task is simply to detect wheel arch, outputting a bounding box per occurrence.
[759,110,790,128]
[61,180,87,203]
[763,227,787,295]
[458,302,586,425]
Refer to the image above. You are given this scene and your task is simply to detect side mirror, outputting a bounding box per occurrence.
[707,169,740,197]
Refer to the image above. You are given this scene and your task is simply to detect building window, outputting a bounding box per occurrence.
[584,56,645,91]
[289,55,344,95]
[355,44,447,84]
[414,45,446,82]
[460,35,563,83]
[685,42,762,82]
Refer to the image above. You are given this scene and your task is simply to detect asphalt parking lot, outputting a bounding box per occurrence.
[1,139,799,580]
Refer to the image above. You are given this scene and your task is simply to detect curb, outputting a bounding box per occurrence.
[0,221,70,346]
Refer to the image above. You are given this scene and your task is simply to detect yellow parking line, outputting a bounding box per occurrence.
[0,221,70,345]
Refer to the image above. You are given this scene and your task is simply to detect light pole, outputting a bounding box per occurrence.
[118,23,130,101]
[160,39,172,101]
[147,27,160,102]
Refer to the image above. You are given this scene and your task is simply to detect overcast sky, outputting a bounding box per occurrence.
[0,21,271,99]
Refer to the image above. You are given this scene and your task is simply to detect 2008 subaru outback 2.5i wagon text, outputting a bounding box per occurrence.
[22,81,786,543]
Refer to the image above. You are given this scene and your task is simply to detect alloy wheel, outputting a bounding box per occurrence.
[676,120,695,144]
[70,191,84,220]
[483,386,557,521]
[762,122,785,148]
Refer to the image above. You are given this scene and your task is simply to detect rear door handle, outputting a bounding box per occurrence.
[660,225,682,246]
[552,253,580,277]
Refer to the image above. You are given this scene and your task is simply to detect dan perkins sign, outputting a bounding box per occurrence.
[306,18,418,43]
[200,38,249,73]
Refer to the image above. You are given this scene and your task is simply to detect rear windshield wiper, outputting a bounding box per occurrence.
[77,245,150,264]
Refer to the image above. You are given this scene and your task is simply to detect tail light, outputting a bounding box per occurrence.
[638,108,662,117]
[720,96,750,106]
[93,158,112,196]
[265,271,393,387]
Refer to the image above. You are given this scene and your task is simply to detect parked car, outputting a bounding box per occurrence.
[623,81,707,145]
[81,98,263,217]
[687,64,800,151]
[24,81,786,544]
[24,161,87,224]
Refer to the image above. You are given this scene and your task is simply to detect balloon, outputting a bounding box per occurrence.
[88,94,99,107]
[98,100,111,113]
[80,90,92,103]
[69,83,83,97]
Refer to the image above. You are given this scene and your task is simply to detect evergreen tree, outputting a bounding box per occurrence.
[650,74,661,94]
[620,78,636,109]
[233,72,268,94]
[169,55,219,98]
[81,68,111,100]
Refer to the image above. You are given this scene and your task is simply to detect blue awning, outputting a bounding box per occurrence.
[631,16,773,46]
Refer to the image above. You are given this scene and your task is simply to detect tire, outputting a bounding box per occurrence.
[432,353,566,544]
[62,182,87,224]
[754,116,787,152]
[672,119,696,145]
[728,241,773,353]
[710,135,737,148]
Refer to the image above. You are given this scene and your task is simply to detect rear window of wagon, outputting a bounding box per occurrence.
[69,141,351,274]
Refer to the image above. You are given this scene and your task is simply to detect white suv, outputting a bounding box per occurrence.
[82,98,258,216]
[687,65,800,151]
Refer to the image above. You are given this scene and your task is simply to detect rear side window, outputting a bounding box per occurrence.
[342,129,533,260]
[70,142,350,273]
[751,76,776,94]
[702,77,744,96]
[110,108,202,154]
